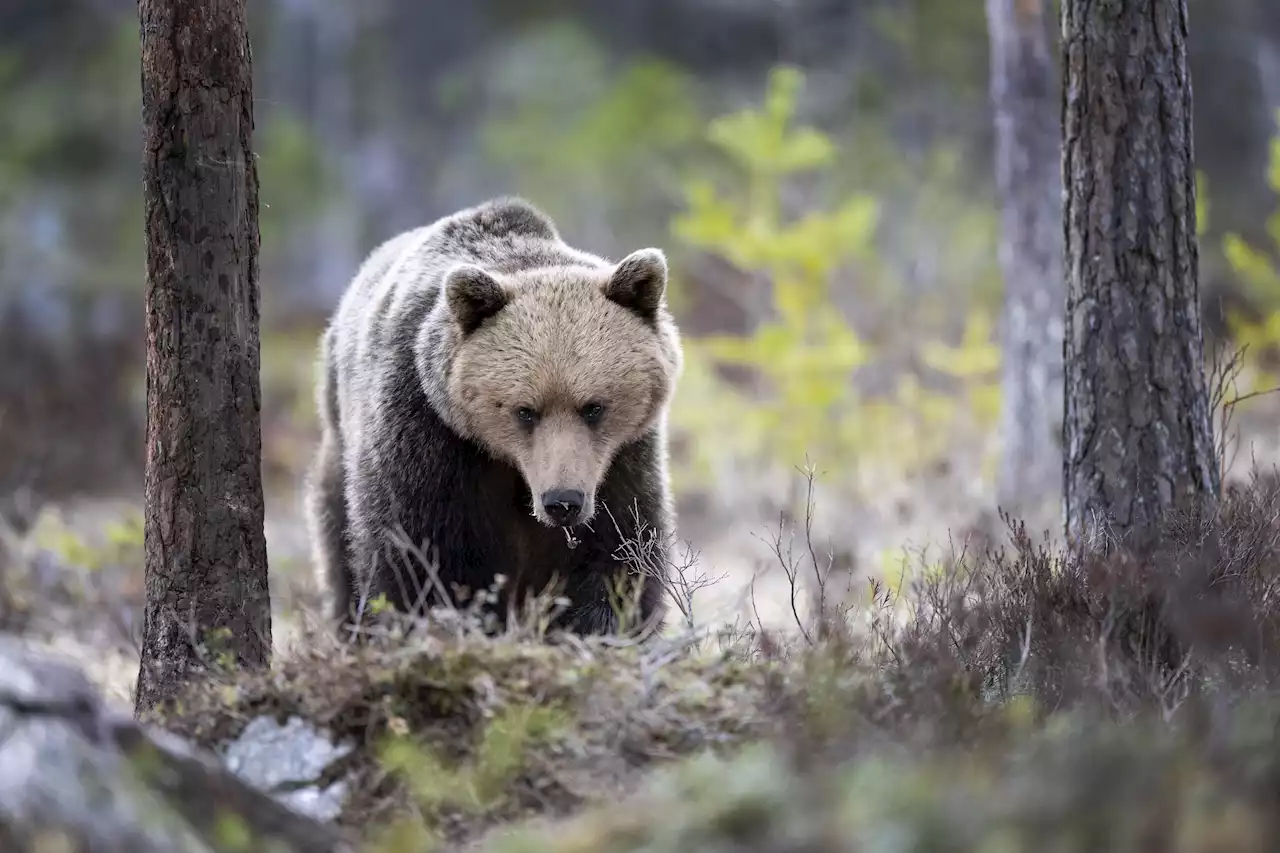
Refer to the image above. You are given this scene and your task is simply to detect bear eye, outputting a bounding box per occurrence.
[580,403,605,425]
[515,406,538,425]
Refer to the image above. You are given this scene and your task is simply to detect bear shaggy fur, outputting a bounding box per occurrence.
[305,197,683,636]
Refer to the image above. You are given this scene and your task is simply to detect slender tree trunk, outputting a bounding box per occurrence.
[1256,0,1280,115]
[985,0,1064,523]
[1061,0,1220,551]
[135,0,270,717]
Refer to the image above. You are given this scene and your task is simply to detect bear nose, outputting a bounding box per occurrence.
[541,488,585,526]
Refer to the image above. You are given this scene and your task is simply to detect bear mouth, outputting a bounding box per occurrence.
[524,495,592,534]
[537,511,592,533]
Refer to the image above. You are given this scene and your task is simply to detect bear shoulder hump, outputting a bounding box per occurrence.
[462,196,560,242]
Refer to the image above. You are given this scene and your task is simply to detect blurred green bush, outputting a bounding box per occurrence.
[665,67,1001,505]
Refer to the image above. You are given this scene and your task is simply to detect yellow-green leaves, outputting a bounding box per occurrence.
[667,66,1002,502]
[705,66,836,181]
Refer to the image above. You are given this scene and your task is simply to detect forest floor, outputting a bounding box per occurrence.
[156,460,1280,851]
[3,388,1280,851]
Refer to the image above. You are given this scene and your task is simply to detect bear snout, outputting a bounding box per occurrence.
[541,488,586,526]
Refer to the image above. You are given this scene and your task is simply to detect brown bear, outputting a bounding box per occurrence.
[304,197,683,637]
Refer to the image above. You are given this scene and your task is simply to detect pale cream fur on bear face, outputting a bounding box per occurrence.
[444,249,681,528]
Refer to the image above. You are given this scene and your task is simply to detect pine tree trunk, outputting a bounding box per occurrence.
[985,0,1064,523]
[135,0,271,717]
[1061,0,1220,551]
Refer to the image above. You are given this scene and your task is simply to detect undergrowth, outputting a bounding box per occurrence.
[151,466,1280,853]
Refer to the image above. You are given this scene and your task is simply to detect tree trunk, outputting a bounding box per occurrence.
[135,0,271,717]
[1061,0,1220,551]
[1256,0,1280,116]
[985,0,1064,523]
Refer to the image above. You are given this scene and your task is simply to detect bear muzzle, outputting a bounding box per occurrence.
[541,488,586,527]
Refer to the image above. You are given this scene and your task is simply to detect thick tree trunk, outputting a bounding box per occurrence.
[985,0,1064,523]
[135,0,270,716]
[1061,0,1220,551]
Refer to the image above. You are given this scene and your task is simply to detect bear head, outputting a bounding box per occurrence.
[439,248,682,529]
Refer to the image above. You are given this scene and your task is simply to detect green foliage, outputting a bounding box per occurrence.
[667,67,1002,497]
[670,67,879,480]
[30,506,143,574]
[387,703,568,812]
[211,811,254,853]
[374,702,572,848]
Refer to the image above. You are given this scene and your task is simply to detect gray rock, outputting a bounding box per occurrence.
[222,715,355,823]
[0,633,356,852]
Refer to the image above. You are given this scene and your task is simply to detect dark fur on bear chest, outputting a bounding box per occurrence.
[310,353,669,637]
[360,409,651,635]
[471,459,590,602]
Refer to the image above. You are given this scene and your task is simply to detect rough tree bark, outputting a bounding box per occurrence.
[135,0,271,716]
[985,0,1064,522]
[1061,0,1220,551]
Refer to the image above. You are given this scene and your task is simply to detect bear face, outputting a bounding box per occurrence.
[443,248,681,529]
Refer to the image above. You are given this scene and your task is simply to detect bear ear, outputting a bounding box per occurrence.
[445,263,509,335]
[602,248,668,323]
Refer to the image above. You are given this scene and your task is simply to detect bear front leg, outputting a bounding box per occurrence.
[305,335,357,630]
[344,437,508,626]
[305,431,354,627]
[343,486,455,622]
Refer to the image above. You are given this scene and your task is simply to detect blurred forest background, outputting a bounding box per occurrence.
[5,0,1280,682]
